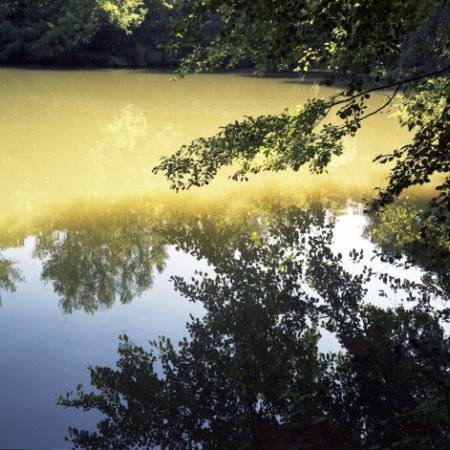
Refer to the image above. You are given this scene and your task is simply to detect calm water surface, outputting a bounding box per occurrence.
[0,68,440,448]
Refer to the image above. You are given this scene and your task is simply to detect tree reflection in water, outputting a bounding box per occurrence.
[58,203,450,449]
[33,209,168,314]
[365,202,450,298]
[0,252,22,305]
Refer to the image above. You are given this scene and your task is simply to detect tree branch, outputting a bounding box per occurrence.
[357,85,401,123]
[330,65,450,108]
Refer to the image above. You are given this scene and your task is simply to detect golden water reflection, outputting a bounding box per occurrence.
[0,67,441,236]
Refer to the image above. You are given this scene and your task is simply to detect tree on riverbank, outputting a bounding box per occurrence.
[153,0,450,238]
[0,0,175,66]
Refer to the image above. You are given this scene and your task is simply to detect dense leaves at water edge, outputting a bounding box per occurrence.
[152,0,450,237]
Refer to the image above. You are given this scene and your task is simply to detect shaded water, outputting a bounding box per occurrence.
[0,68,445,449]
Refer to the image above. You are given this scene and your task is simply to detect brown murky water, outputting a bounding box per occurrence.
[0,68,435,228]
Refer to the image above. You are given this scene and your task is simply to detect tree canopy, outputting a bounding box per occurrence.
[0,0,175,65]
[153,0,450,230]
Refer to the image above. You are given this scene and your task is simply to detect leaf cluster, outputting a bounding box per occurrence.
[154,0,450,234]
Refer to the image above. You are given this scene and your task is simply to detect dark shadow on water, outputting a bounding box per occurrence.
[57,202,450,450]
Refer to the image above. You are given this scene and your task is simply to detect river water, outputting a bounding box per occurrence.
[0,68,443,449]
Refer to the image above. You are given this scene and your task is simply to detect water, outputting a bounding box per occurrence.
[0,68,443,449]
